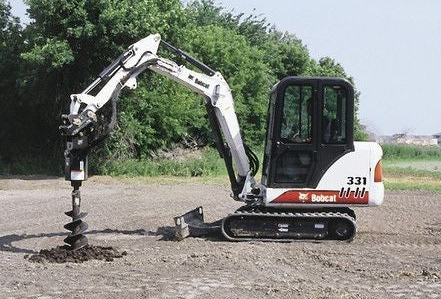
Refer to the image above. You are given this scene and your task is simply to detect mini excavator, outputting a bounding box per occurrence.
[60,34,384,250]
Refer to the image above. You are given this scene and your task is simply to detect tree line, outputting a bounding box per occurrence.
[0,0,367,171]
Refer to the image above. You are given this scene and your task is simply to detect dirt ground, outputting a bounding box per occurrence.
[0,176,440,299]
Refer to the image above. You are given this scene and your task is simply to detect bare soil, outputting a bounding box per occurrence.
[0,176,441,299]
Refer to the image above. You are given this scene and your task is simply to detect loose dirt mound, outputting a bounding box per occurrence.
[25,245,127,263]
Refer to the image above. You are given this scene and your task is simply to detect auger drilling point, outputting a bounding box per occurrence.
[64,182,88,249]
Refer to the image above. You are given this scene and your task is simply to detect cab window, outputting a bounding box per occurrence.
[322,86,347,144]
[280,85,313,143]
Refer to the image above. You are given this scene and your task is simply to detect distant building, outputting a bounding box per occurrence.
[379,134,438,146]
[434,133,441,146]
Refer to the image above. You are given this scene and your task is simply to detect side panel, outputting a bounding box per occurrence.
[369,142,384,206]
[265,142,384,207]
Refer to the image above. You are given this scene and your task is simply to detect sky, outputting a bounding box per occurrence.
[9,0,441,135]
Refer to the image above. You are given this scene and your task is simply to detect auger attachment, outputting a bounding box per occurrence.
[64,182,88,250]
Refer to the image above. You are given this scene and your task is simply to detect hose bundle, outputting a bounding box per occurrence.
[244,144,259,177]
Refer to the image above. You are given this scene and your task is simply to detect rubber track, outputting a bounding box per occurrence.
[221,209,357,242]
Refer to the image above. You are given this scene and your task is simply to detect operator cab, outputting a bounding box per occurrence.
[262,77,355,188]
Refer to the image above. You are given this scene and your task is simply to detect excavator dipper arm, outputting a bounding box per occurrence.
[62,33,261,201]
[59,33,264,249]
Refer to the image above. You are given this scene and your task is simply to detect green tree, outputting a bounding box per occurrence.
[0,1,25,160]
[184,0,367,139]
[179,25,272,143]
[0,0,368,174]
[15,0,187,157]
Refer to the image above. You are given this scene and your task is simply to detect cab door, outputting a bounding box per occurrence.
[263,77,354,189]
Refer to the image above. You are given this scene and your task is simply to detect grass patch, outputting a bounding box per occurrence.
[90,147,228,177]
[89,174,230,185]
[383,157,441,191]
[383,160,441,173]
[382,144,441,160]
[384,173,441,191]
[383,165,441,179]
[0,147,228,178]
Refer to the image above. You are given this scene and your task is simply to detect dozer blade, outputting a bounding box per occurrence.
[173,206,221,240]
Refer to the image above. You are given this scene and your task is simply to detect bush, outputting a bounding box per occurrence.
[89,147,226,177]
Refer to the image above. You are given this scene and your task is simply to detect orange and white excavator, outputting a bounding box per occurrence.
[60,34,384,250]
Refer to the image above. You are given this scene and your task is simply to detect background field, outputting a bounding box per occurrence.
[381,145,441,191]
[2,144,440,191]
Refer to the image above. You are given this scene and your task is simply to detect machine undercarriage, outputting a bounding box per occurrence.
[174,206,356,242]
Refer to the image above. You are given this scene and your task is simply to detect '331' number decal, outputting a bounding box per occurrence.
[347,177,367,185]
